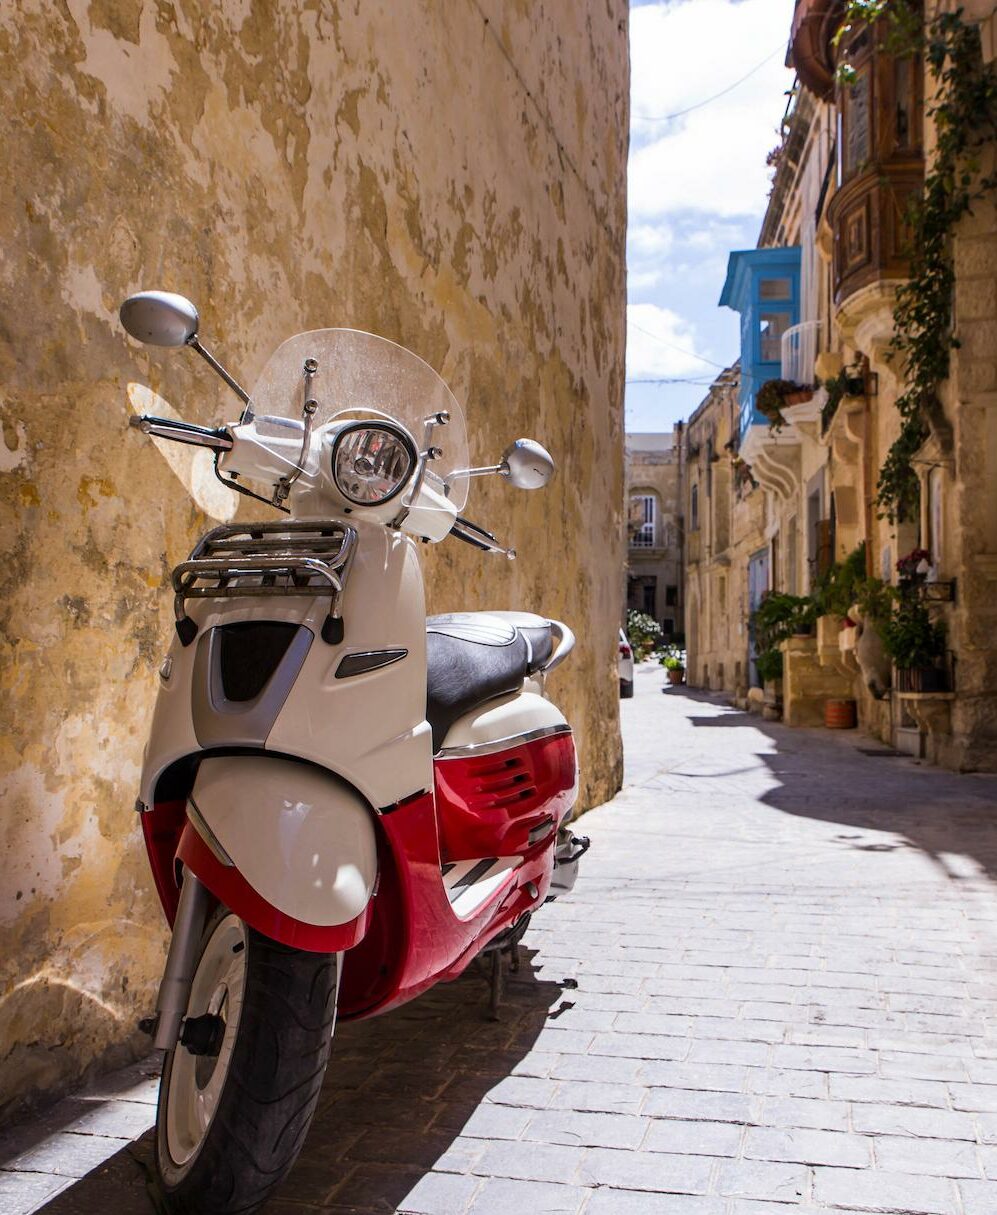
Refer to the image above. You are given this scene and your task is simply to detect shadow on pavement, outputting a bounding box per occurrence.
[34,951,563,1215]
[675,685,997,885]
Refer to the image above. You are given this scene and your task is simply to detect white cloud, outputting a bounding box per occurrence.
[628,0,795,221]
[628,223,675,259]
[626,303,712,380]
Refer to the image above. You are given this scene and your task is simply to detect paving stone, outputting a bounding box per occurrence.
[948,1082,997,1112]
[850,1103,978,1141]
[751,1096,850,1132]
[547,1081,646,1116]
[396,1171,480,1214]
[0,1173,73,1215]
[523,1110,647,1150]
[471,1140,584,1184]
[744,1125,873,1168]
[466,1177,583,1214]
[714,1158,808,1202]
[1,1134,128,1180]
[744,1067,830,1100]
[548,1054,643,1084]
[642,1117,741,1157]
[637,1061,751,1093]
[813,1166,961,1213]
[828,1074,950,1107]
[642,1087,753,1124]
[578,1147,715,1194]
[433,1103,530,1141]
[958,1177,997,1215]
[584,1192,724,1214]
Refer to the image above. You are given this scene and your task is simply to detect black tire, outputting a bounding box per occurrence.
[156,907,338,1215]
[620,678,634,699]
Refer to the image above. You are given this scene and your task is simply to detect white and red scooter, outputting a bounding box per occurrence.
[120,292,589,1215]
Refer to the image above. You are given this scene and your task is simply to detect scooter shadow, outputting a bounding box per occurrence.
[34,947,564,1214]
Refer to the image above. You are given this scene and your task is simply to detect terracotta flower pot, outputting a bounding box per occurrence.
[667,668,685,685]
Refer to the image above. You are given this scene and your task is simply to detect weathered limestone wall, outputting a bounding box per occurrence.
[946,133,997,769]
[0,0,629,1119]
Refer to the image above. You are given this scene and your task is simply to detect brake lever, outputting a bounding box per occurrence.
[451,517,516,560]
[129,414,232,450]
[455,515,499,543]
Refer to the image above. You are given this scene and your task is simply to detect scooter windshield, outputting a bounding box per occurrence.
[247,328,470,514]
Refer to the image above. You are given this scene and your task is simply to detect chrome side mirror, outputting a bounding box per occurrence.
[120,291,199,347]
[501,439,555,490]
[119,290,250,406]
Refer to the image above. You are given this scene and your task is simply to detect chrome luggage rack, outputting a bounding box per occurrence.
[170,520,358,646]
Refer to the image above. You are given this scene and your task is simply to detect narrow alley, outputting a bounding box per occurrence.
[4,663,997,1214]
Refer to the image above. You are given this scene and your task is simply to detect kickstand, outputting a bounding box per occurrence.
[487,949,504,1021]
[509,941,520,974]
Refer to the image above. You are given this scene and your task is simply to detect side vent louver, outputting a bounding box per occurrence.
[464,756,538,810]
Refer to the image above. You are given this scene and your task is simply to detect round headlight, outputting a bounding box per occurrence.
[331,423,416,506]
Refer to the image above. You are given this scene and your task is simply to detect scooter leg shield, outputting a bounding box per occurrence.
[181,756,378,950]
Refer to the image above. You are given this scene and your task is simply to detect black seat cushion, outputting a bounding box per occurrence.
[426,612,553,751]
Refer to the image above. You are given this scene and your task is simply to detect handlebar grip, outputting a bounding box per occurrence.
[130,414,232,450]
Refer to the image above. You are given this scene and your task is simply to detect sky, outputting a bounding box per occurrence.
[626,0,797,432]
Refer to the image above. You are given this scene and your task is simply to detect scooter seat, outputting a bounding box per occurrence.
[426,612,554,752]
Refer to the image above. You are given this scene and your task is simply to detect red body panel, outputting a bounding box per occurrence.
[434,732,577,861]
[141,730,577,1018]
[336,790,556,1019]
[176,824,372,951]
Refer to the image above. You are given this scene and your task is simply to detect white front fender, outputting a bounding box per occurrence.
[190,756,378,926]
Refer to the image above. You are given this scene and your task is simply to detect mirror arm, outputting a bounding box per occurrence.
[444,463,507,488]
[186,336,251,408]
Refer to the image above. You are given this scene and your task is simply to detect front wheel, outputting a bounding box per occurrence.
[156,906,338,1215]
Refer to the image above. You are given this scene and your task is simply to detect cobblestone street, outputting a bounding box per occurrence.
[4,663,997,1214]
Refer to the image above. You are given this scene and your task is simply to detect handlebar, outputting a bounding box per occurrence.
[129,414,232,450]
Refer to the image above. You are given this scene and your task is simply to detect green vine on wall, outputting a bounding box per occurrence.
[838,3,997,522]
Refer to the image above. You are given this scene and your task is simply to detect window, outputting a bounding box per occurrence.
[630,494,657,548]
[759,312,790,363]
[759,277,791,301]
[665,585,678,607]
[690,483,699,531]
[642,582,656,615]
[928,467,944,572]
[841,66,871,181]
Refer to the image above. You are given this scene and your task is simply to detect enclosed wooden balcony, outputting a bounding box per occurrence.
[790,0,840,100]
[791,2,924,308]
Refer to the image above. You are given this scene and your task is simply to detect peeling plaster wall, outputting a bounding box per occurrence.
[0,0,629,1119]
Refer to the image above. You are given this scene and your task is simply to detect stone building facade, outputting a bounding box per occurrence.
[625,433,683,639]
[687,1,997,764]
[683,368,768,696]
[0,1,629,1119]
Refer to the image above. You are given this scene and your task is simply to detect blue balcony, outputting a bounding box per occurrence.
[719,248,802,445]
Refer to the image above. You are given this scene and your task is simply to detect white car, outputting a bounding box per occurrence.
[619,628,634,698]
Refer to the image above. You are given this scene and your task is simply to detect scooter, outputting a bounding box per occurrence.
[120,292,589,1214]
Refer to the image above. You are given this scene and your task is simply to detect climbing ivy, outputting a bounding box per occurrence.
[837,3,997,522]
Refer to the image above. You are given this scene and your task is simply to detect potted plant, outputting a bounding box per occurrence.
[756,379,812,429]
[755,648,784,684]
[658,645,686,685]
[896,547,932,586]
[880,593,948,692]
[625,609,662,662]
[663,654,686,685]
[751,591,815,648]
